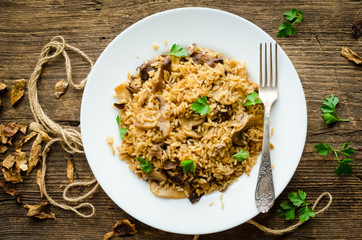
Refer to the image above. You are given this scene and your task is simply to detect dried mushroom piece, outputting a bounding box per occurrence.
[0,125,8,144]
[66,157,74,182]
[104,219,137,240]
[14,152,27,172]
[2,166,23,183]
[36,170,44,198]
[27,134,42,176]
[0,82,7,92]
[2,154,15,169]
[29,122,52,142]
[352,17,362,39]
[0,145,8,153]
[3,123,19,138]
[19,123,28,135]
[15,131,37,152]
[10,79,26,106]
[24,202,56,219]
[54,79,68,98]
[0,180,21,203]
[341,46,362,65]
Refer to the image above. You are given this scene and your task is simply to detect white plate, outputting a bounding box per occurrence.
[81,7,307,235]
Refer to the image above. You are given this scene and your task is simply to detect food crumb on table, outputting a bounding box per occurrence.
[163,39,168,45]
[220,194,223,201]
[153,44,159,50]
[209,202,214,206]
[221,202,225,210]
[272,164,275,169]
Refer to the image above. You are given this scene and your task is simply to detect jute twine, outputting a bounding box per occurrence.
[27,36,333,233]
[28,36,98,218]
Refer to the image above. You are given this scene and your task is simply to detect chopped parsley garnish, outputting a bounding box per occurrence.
[116,115,127,140]
[277,190,315,222]
[277,9,304,38]
[315,142,356,176]
[232,149,250,162]
[320,94,349,124]
[244,91,262,106]
[169,44,189,57]
[191,96,210,116]
[181,159,195,174]
[137,157,153,173]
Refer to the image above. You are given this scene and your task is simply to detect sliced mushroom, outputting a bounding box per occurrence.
[157,119,171,137]
[179,117,204,139]
[114,83,132,103]
[139,60,156,81]
[153,56,171,93]
[163,159,179,170]
[142,169,167,182]
[113,103,125,110]
[126,79,141,94]
[148,144,162,160]
[188,189,203,204]
[190,49,224,68]
[232,112,249,146]
[155,95,171,137]
[149,181,186,199]
[134,110,161,129]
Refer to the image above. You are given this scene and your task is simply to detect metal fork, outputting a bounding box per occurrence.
[255,43,278,213]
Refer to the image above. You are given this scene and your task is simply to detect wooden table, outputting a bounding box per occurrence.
[0,1,361,239]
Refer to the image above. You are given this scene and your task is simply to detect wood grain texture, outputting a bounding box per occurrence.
[0,0,361,239]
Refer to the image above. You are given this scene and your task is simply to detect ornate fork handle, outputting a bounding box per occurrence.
[255,103,275,213]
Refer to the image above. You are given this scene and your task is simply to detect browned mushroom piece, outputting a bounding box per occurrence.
[148,144,162,160]
[157,119,171,137]
[139,60,156,81]
[190,48,224,68]
[126,79,141,94]
[154,56,171,93]
[155,95,171,137]
[231,112,250,146]
[134,110,161,129]
[163,159,179,170]
[188,189,203,204]
[149,181,186,198]
[114,83,132,103]
[179,117,204,139]
[232,113,264,146]
[142,169,167,182]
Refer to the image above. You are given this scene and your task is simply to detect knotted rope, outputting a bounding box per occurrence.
[247,192,333,235]
[28,36,98,218]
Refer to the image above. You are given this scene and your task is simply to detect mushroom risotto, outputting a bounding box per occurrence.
[114,44,264,203]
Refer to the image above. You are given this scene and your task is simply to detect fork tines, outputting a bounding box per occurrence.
[260,43,278,88]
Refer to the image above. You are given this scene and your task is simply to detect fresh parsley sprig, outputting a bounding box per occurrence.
[116,115,127,140]
[244,91,262,106]
[321,94,349,124]
[232,149,250,162]
[277,190,316,222]
[277,8,304,38]
[191,96,210,116]
[169,44,189,57]
[137,157,153,173]
[181,159,195,174]
[315,142,356,176]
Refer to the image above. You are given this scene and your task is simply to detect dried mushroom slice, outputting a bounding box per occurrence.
[24,202,56,219]
[0,82,7,92]
[341,46,362,65]
[66,157,74,182]
[10,78,26,106]
[2,154,15,169]
[19,123,28,135]
[0,125,8,144]
[14,152,27,172]
[36,170,44,198]
[15,131,37,152]
[54,79,68,98]
[0,145,8,153]
[104,219,137,240]
[2,166,23,183]
[3,123,19,138]
[29,122,52,142]
[27,134,42,176]
[0,180,21,203]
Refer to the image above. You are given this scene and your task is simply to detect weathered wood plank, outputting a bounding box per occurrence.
[0,0,361,239]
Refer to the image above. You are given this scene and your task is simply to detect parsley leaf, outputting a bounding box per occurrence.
[244,92,262,106]
[315,143,332,156]
[191,96,210,116]
[334,159,354,176]
[169,44,189,57]
[315,142,356,176]
[278,190,315,222]
[181,159,196,173]
[320,94,349,124]
[232,149,250,162]
[116,115,127,140]
[137,157,153,173]
[277,8,303,38]
[277,201,295,220]
[298,205,315,222]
